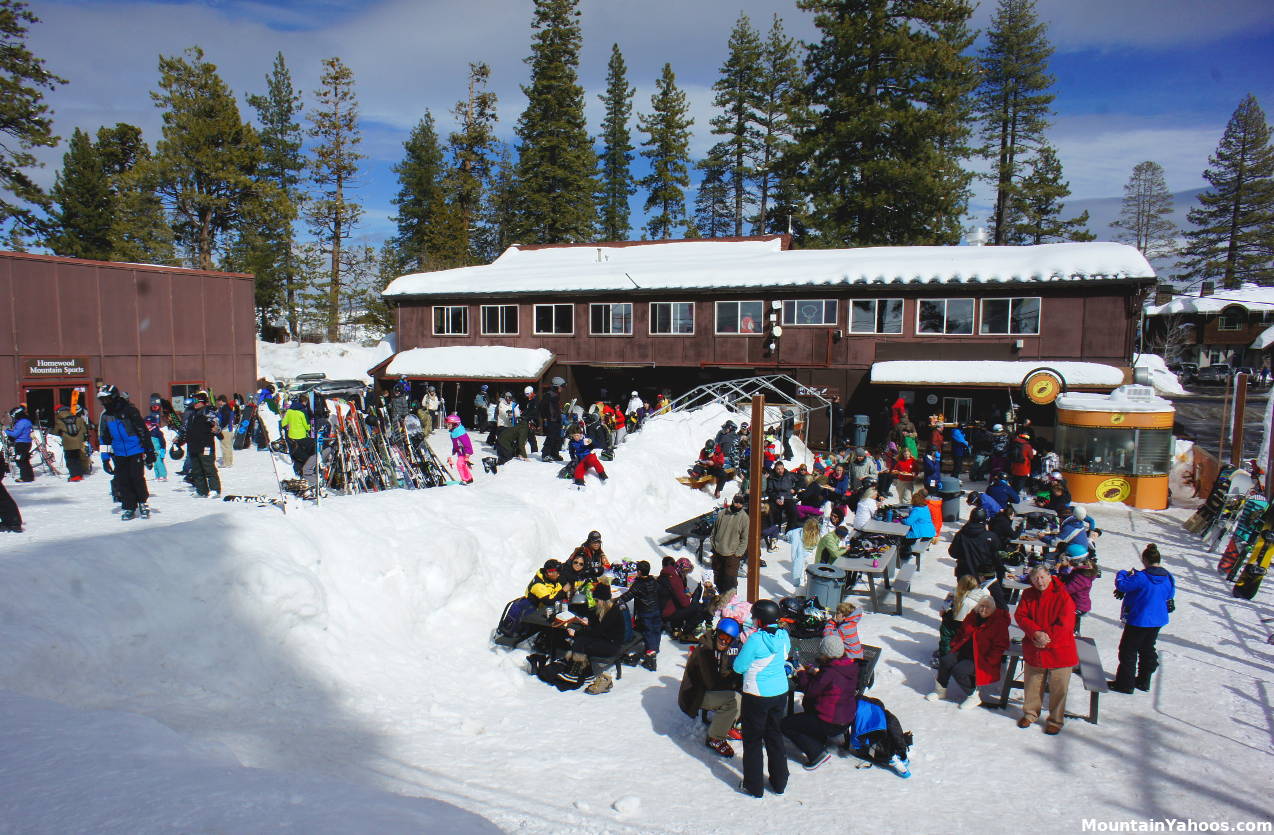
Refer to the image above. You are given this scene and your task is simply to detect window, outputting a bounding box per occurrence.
[942,397,973,426]
[1218,307,1246,331]
[534,303,574,335]
[782,299,837,326]
[480,304,518,336]
[917,298,974,335]
[590,302,633,335]
[1055,425,1173,477]
[650,301,694,335]
[849,299,904,334]
[980,297,1041,335]
[716,300,764,334]
[170,382,204,413]
[433,305,468,336]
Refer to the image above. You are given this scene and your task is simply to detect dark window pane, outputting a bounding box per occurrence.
[675,303,693,333]
[591,305,606,333]
[824,300,837,324]
[946,299,974,334]
[535,306,553,333]
[651,303,670,334]
[1011,297,1040,335]
[717,303,737,333]
[851,300,875,332]
[879,299,903,333]
[981,298,1010,334]
[918,300,945,334]
[554,304,572,333]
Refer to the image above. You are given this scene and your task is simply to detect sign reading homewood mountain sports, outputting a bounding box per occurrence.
[23,357,89,377]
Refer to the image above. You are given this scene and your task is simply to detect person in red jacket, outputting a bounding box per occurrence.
[928,596,1010,709]
[1009,434,1035,493]
[660,556,711,638]
[1015,565,1078,734]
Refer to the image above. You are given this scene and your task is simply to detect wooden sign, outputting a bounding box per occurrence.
[23,356,89,378]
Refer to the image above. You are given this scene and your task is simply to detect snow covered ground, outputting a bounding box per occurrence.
[1,406,1272,833]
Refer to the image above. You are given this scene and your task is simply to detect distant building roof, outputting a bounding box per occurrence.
[1146,283,1274,316]
[383,239,1155,299]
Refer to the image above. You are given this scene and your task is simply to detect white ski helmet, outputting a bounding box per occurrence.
[525,386,534,395]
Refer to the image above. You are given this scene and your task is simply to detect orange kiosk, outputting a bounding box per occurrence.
[1055,385,1174,511]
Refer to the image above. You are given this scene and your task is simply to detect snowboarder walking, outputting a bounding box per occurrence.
[52,404,91,481]
[96,385,155,520]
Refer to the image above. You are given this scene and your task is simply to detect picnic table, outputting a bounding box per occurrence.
[832,546,899,614]
[856,518,911,537]
[1001,575,1031,605]
[786,643,882,715]
[661,511,717,564]
[992,633,1110,724]
[1012,503,1057,517]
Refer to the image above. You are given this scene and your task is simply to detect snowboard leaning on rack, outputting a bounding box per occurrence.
[1185,465,1237,534]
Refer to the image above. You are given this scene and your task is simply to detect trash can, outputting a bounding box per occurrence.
[851,414,870,448]
[940,474,964,523]
[806,564,847,610]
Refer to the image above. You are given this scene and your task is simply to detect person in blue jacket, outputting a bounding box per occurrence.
[97,384,155,521]
[4,406,35,482]
[985,471,1020,509]
[1110,543,1175,694]
[949,425,970,480]
[732,599,790,798]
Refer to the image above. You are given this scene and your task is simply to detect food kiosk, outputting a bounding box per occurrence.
[1055,385,1175,510]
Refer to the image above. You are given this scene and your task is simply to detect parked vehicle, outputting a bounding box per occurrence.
[1194,364,1232,385]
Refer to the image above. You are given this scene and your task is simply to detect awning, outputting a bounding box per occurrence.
[870,360,1125,389]
[369,346,555,381]
[1252,325,1274,350]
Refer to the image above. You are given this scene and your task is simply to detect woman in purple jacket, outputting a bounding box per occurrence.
[1058,556,1097,635]
[781,634,860,770]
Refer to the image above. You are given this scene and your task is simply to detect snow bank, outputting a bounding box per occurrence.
[257,340,393,384]
[1133,352,1188,396]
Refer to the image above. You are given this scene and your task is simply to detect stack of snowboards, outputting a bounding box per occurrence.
[1185,465,1237,534]
[1218,499,1268,578]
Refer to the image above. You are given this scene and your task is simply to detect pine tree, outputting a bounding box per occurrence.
[0,0,64,235]
[46,128,113,259]
[511,0,595,243]
[1111,160,1177,258]
[638,63,693,240]
[974,0,1056,245]
[443,62,499,264]
[480,141,518,260]
[306,56,363,342]
[392,111,452,271]
[693,151,734,238]
[246,52,305,334]
[710,13,762,236]
[596,43,635,241]
[96,123,175,265]
[790,0,978,246]
[147,46,265,270]
[1179,94,1274,288]
[753,15,802,236]
[1009,144,1093,244]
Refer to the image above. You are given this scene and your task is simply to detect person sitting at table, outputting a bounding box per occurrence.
[1058,555,1097,635]
[849,447,881,492]
[966,489,1003,518]
[823,600,864,660]
[853,485,879,530]
[1043,507,1090,559]
[813,525,850,566]
[617,560,663,671]
[661,556,713,640]
[937,575,987,658]
[1042,480,1072,515]
[563,582,628,662]
[985,470,1021,509]
[948,508,1004,580]
[928,595,1010,710]
[557,552,591,596]
[568,530,611,580]
[901,488,936,561]
[823,462,852,501]
[797,478,828,521]
[787,517,822,588]
[782,634,860,770]
[527,559,567,605]
[678,617,744,758]
[761,493,796,551]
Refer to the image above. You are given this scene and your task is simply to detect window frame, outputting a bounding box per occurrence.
[848,298,905,335]
[714,300,765,336]
[479,304,519,336]
[916,297,977,336]
[781,299,838,327]
[533,303,575,336]
[589,302,634,337]
[648,301,695,336]
[1217,307,1246,331]
[979,296,1042,336]
[432,305,469,336]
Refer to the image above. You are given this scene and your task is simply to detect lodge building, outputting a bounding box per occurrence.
[378,236,1156,441]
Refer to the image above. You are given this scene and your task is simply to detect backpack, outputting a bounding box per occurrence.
[536,659,585,691]
[497,597,538,639]
[1011,442,1027,465]
[853,697,913,765]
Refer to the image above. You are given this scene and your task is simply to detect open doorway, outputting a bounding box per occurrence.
[21,383,91,429]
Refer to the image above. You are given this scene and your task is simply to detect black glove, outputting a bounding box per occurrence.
[102,457,115,475]
[145,450,157,467]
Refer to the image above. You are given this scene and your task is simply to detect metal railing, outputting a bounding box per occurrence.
[658,373,834,452]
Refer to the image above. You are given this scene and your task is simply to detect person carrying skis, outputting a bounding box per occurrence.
[96,384,155,520]
[174,392,222,498]
[52,404,91,481]
[445,414,474,484]
[4,406,35,482]
[567,426,607,487]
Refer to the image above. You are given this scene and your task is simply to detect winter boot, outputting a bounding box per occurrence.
[641,650,657,672]
[482,456,498,474]
[138,503,151,519]
[706,737,735,758]
[926,684,946,702]
[121,509,136,521]
[959,689,982,710]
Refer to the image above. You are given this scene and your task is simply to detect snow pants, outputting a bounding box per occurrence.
[63,447,89,478]
[1113,624,1161,690]
[541,421,563,460]
[740,693,788,797]
[188,450,221,497]
[700,689,741,740]
[218,429,234,467]
[781,710,848,765]
[573,452,605,482]
[936,644,976,693]
[13,441,33,481]
[636,610,662,654]
[113,454,149,511]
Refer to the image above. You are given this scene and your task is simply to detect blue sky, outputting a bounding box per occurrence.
[23,0,1274,247]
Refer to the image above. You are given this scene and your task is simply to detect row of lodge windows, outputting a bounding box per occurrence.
[433,297,1044,338]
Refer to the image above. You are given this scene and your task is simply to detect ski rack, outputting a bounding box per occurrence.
[657,373,834,451]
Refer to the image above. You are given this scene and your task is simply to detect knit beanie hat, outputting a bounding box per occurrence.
[819,635,846,659]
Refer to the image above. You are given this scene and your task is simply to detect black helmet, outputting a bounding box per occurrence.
[966,491,981,505]
[704,439,716,448]
[168,443,185,460]
[96,383,119,401]
[722,420,737,432]
[752,599,782,626]
[8,406,25,419]
[968,507,987,525]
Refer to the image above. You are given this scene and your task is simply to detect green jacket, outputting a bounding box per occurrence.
[711,507,749,557]
[813,531,847,565]
[281,408,310,440]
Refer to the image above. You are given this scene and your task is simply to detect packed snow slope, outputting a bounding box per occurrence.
[1,405,1272,833]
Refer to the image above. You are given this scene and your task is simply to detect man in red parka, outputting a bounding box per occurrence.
[1015,565,1078,734]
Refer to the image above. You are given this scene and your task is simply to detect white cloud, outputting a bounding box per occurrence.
[1027,0,1274,50]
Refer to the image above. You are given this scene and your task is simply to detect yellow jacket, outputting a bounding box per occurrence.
[526,570,563,603]
[281,408,310,440]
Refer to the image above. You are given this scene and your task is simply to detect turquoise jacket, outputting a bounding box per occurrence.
[732,626,791,697]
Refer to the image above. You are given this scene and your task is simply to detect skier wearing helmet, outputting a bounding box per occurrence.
[96,384,155,520]
[733,599,790,797]
[678,617,743,759]
[4,405,35,482]
[445,414,474,484]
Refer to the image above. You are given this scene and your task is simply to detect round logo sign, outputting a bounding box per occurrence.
[1096,477,1132,503]
[1023,370,1063,405]
[1110,413,1126,425]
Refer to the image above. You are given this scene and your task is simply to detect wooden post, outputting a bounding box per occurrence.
[1266,391,1274,502]
[1219,375,1231,465]
[747,394,765,603]
[1231,372,1249,466]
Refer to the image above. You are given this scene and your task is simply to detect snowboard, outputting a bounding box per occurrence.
[1233,524,1274,600]
[1185,465,1237,534]
[1218,499,1268,577]
[222,494,284,507]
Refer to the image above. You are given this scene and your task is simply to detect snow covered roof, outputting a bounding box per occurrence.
[383,239,1155,298]
[1252,324,1274,350]
[870,360,1125,388]
[1057,386,1174,414]
[1146,283,1274,316]
[379,346,554,380]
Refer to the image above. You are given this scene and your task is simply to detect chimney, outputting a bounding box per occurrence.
[1200,281,1215,297]
[1154,286,1173,306]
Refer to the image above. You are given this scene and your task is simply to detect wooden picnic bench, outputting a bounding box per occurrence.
[887,562,918,616]
[661,511,717,564]
[994,635,1110,724]
[588,634,647,681]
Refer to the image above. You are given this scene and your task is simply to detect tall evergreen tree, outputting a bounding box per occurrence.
[974,0,1056,245]
[1111,160,1177,258]
[306,56,363,342]
[511,0,595,243]
[480,141,518,260]
[392,111,451,270]
[46,128,112,259]
[693,151,734,238]
[1008,144,1093,244]
[96,123,174,265]
[596,43,635,241]
[710,13,762,236]
[246,52,305,334]
[0,0,64,237]
[637,63,693,240]
[753,14,802,236]
[790,0,978,246]
[1179,94,1274,288]
[443,62,499,264]
[147,46,265,270]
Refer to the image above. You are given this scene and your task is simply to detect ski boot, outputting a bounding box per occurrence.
[138,503,151,519]
[641,650,657,672]
[121,509,136,521]
[482,456,498,474]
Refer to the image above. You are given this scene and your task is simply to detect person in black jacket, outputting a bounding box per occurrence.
[540,383,564,462]
[175,392,222,497]
[618,560,661,670]
[949,509,1005,580]
[564,583,627,660]
[97,385,156,519]
[0,452,22,532]
[764,461,801,530]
